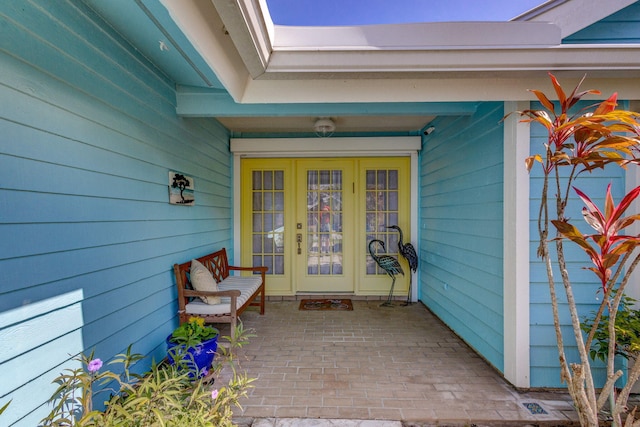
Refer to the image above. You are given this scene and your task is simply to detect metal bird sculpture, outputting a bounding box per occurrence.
[368,239,404,306]
[387,225,418,305]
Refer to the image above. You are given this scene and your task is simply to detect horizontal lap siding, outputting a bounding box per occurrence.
[420,103,505,372]
[528,105,626,387]
[0,1,231,424]
[530,0,638,384]
[563,2,640,43]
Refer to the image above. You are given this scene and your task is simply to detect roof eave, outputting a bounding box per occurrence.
[161,0,640,104]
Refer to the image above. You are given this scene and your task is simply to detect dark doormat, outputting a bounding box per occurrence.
[299,299,353,311]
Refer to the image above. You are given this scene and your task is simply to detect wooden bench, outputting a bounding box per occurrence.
[173,248,267,338]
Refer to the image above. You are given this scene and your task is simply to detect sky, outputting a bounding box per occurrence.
[265,0,546,26]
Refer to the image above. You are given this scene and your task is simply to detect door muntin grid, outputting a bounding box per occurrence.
[252,170,285,275]
[306,169,343,275]
[365,169,400,275]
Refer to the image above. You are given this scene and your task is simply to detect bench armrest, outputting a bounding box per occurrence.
[229,265,268,274]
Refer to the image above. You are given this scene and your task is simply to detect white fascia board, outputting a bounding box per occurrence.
[211,0,274,77]
[240,75,640,104]
[160,0,251,101]
[273,22,561,49]
[265,44,640,74]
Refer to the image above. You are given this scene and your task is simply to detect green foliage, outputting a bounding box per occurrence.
[40,325,255,427]
[583,295,640,363]
[169,317,219,349]
[0,400,11,416]
[514,73,640,426]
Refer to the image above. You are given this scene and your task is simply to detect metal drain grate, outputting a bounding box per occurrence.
[523,402,548,414]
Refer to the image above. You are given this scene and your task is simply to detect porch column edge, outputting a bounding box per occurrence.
[503,100,531,388]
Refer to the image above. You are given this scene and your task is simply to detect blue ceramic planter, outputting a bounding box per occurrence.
[166,334,218,378]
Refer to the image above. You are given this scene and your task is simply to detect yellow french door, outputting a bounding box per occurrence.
[240,159,294,294]
[240,157,411,296]
[358,158,411,295]
[295,159,355,292]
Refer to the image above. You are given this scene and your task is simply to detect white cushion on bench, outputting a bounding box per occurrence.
[185,276,263,316]
[190,259,220,305]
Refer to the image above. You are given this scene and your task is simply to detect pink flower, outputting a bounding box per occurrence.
[211,389,219,400]
[87,358,103,373]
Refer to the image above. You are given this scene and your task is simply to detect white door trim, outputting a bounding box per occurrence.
[231,136,421,157]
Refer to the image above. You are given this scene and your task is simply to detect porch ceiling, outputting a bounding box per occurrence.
[82,0,640,135]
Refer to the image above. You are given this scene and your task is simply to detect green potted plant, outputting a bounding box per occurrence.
[40,325,256,427]
[166,316,219,378]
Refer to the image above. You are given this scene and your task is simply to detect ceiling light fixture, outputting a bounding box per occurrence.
[314,118,335,137]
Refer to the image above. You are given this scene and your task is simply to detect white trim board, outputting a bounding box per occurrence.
[230,136,421,157]
[503,101,531,388]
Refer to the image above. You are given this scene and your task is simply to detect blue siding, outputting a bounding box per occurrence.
[527,103,626,388]
[0,1,232,424]
[419,102,505,372]
[563,2,640,43]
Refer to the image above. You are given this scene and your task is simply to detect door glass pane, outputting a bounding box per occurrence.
[388,192,398,211]
[275,192,284,210]
[253,192,262,211]
[274,212,285,230]
[252,171,262,190]
[251,170,285,275]
[252,213,262,232]
[306,169,343,276]
[252,234,262,253]
[275,171,284,190]
[365,168,400,276]
[275,255,284,274]
[264,171,273,190]
[366,171,376,189]
[389,170,398,189]
[264,192,273,210]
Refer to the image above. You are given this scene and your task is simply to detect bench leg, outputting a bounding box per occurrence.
[230,315,237,340]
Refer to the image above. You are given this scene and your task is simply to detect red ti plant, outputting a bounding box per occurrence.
[515,73,640,426]
[553,185,640,292]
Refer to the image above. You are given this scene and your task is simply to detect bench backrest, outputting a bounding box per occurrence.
[174,248,231,296]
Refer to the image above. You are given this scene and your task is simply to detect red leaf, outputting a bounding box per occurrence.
[609,185,640,226]
[551,220,598,258]
[604,184,614,222]
[548,73,567,109]
[573,187,603,221]
[593,93,618,115]
[529,89,556,114]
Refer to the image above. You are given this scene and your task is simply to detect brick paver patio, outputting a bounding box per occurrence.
[221,299,579,425]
